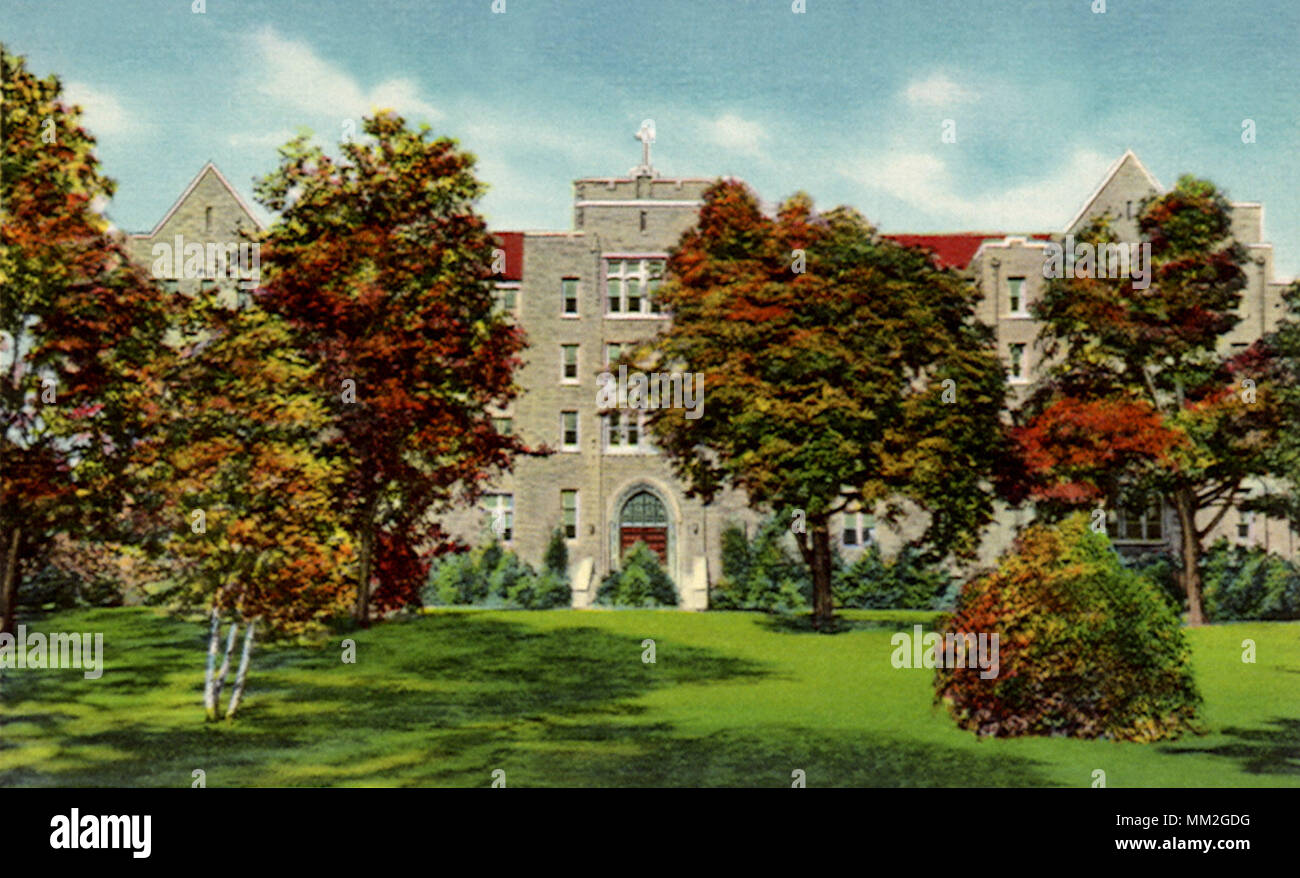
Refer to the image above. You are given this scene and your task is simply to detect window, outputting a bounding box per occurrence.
[639,210,647,232]
[607,275,621,313]
[485,493,513,541]
[648,262,663,314]
[1008,278,1026,315]
[1115,501,1163,543]
[493,416,513,437]
[561,344,579,383]
[605,342,625,367]
[561,411,579,450]
[205,206,213,232]
[495,284,518,314]
[605,410,651,452]
[561,490,578,540]
[1009,343,1026,381]
[605,258,667,315]
[1238,511,1254,543]
[561,278,579,316]
[842,511,875,547]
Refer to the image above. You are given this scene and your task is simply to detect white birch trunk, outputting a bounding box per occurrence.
[202,609,222,718]
[224,620,256,720]
[208,620,239,721]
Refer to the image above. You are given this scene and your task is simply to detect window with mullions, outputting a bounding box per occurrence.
[605,410,652,452]
[1008,277,1027,315]
[561,344,579,383]
[605,258,666,315]
[561,278,579,316]
[561,411,579,450]
[1114,501,1164,543]
[841,511,876,547]
[561,490,578,539]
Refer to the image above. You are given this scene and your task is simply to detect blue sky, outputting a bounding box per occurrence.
[4,0,1297,277]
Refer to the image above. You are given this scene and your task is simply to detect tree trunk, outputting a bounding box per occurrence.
[809,519,836,630]
[1172,488,1207,627]
[207,620,239,721]
[1,527,22,636]
[202,608,221,717]
[354,520,375,627]
[224,620,256,720]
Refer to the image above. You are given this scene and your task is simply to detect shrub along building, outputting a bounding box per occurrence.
[130,148,1295,608]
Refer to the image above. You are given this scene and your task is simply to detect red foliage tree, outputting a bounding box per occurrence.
[254,113,529,624]
[0,48,171,633]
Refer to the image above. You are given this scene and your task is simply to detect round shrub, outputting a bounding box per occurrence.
[596,542,678,607]
[934,513,1200,742]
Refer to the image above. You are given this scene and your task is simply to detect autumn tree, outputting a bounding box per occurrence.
[133,297,355,719]
[0,47,171,634]
[643,181,1008,629]
[254,113,528,625]
[1246,279,1300,525]
[1011,176,1282,626]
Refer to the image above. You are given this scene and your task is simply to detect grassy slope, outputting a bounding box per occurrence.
[1,607,1296,787]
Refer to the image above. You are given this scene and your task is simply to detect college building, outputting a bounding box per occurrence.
[126,145,1296,607]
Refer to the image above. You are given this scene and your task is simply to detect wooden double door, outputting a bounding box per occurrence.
[619,491,669,564]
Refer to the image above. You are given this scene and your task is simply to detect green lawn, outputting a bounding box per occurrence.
[1,607,1297,787]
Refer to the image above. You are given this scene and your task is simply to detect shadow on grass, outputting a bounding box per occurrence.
[755,612,942,635]
[3,609,1057,787]
[1163,718,1300,775]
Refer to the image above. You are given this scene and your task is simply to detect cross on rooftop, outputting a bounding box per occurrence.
[632,119,657,177]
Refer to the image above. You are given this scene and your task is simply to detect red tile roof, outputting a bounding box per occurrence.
[884,233,1052,270]
[493,231,525,281]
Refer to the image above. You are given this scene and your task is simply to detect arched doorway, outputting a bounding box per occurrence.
[619,490,669,563]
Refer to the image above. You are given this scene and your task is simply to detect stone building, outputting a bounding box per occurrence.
[128,148,1296,607]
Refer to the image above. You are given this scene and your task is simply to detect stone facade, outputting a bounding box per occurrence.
[126,162,263,306]
[964,152,1296,565]
[128,152,1297,607]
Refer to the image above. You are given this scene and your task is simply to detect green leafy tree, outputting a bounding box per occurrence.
[132,298,355,718]
[644,182,1007,628]
[1011,177,1283,626]
[1248,279,1300,524]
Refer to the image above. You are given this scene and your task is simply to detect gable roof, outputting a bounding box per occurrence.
[1062,150,1163,234]
[131,161,264,239]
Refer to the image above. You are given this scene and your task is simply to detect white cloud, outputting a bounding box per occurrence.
[701,112,767,158]
[843,148,1115,230]
[247,26,441,124]
[62,81,133,138]
[903,73,976,108]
